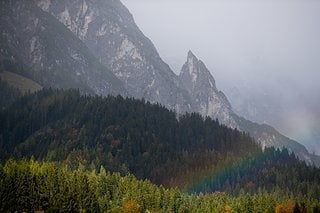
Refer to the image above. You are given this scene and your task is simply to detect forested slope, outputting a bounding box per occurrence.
[0,89,319,199]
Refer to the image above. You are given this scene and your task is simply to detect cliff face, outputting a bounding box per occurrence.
[0,0,125,96]
[179,51,238,129]
[35,0,194,114]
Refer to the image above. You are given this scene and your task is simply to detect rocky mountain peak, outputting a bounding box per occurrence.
[187,50,197,63]
[35,0,194,114]
[186,51,203,79]
[179,51,237,128]
[180,51,216,92]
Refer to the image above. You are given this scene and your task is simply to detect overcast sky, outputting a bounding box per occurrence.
[122,0,320,153]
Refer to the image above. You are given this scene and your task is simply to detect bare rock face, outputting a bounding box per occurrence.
[179,51,238,129]
[34,0,194,114]
[0,0,125,96]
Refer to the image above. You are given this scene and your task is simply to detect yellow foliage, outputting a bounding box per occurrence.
[123,200,141,213]
[224,204,232,213]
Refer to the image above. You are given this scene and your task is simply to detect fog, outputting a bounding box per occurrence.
[122,0,320,154]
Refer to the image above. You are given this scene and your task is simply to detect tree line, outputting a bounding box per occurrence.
[0,89,319,201]
[1,159,319,212]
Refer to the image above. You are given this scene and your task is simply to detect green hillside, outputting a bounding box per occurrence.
[0,71,42,93]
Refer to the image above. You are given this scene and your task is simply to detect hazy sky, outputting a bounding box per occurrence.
[122,0,320,153]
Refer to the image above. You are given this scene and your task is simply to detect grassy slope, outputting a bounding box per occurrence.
[0,71,42,94]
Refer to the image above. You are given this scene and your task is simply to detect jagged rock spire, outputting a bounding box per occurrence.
[179,51,236,128]
[180,50,217,92]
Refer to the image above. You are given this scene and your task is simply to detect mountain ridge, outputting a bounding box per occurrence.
[34,0,195,114]
[0,0,126,96]
[178,50,317,164]
[179,51,238,128]
[1,0,318,165]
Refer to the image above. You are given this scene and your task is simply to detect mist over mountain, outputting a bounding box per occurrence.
[1,1,320,211]
[122,0,320,155]
[0,0,318,164]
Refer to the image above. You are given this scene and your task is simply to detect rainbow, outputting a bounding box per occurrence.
[183,149,277,193]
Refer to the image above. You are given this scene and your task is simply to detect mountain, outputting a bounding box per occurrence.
[34,0,194,114]
[178,51,317,164]
[235,116,314,163]
[179,51,238,129]
[2,0,318,165]
[227,86,320,156]
[0,0,125,96]
[226,86,284,126]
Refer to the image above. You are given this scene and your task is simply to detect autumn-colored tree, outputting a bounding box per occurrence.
[275,200,295,213]
[283,200,295,213]
[276,204,283,213]
[224,204,232,213]
[123,200,140,213]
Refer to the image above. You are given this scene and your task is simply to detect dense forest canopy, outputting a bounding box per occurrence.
[0,89,258,179]
[0,159,319,212]
[0,89,319,212]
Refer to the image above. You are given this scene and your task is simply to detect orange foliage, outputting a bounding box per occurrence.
[275,200,295,213]
[123,200,141,213]
[275,204,283,213]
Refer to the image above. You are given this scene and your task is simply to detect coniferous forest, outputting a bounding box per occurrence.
[0,88,320,212]
[1,159,319,212]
